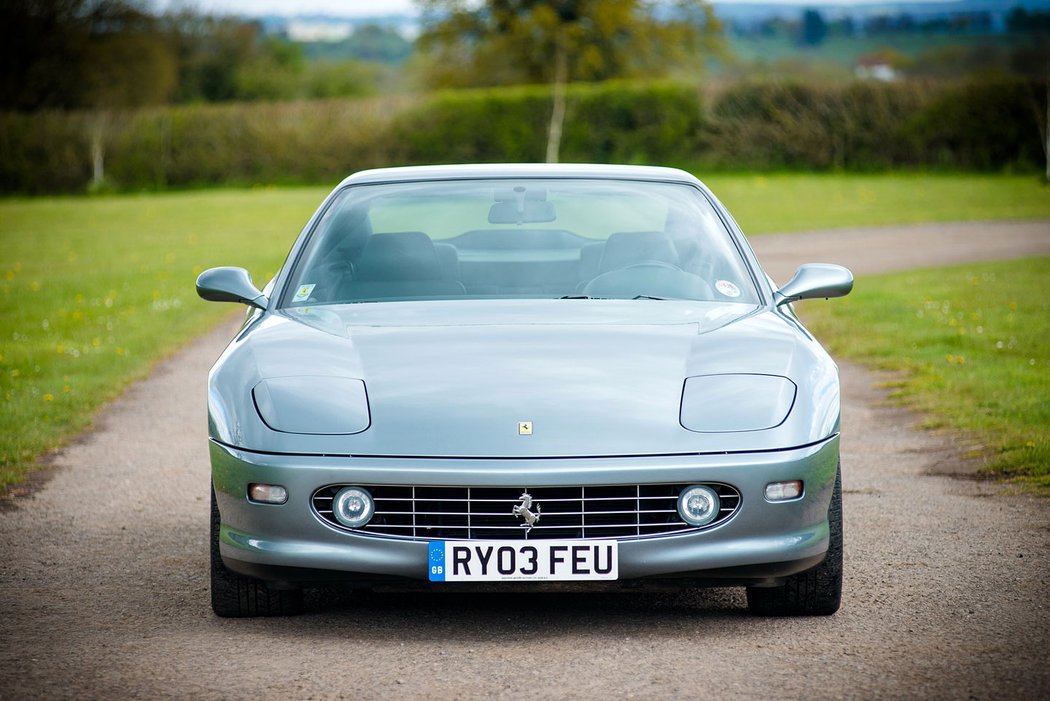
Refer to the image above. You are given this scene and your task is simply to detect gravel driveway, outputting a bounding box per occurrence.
[1,221,1048,700]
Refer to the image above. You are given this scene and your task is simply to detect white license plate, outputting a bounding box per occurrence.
[428,540,618,582]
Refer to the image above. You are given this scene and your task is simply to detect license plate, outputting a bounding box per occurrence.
[428,540,618,582]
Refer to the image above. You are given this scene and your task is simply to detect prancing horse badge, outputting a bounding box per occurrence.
[518,421,533,435]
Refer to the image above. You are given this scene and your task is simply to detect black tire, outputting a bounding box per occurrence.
[211,487,303,617]
[746,465,843,616]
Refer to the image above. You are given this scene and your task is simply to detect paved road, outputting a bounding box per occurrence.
[1,221,1048,700]
[753,219,1050,284]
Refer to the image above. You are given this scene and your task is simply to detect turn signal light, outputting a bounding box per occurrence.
[764,481,803,502]
[248,483,289,505]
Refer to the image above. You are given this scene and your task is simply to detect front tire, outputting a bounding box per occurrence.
[210,487,303,617]
[746,465,843,616]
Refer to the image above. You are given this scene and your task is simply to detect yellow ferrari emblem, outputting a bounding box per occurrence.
[518,421,533,435]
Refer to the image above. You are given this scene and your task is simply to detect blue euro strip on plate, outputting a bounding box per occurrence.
[428,541,446,581]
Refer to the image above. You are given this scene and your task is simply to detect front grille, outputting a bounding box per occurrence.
[312,483,740,541]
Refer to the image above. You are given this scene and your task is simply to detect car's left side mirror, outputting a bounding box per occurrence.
[774,263,853,307]
[196,266,269,310]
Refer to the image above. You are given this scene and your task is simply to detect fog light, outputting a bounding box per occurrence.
[248,483,288,505]
[765,480,803,502]
[677,485,720,527]
[332,486,374,528]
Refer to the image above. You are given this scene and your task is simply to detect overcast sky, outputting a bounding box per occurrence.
[180,0,415,16]
[181,0,961,19]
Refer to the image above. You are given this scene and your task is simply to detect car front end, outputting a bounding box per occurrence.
[197,164,852,616]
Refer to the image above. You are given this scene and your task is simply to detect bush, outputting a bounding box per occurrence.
[0,78,1044,194]
[704,81,928,170]
[390,85,550,163]
[0,111,91,194]
[561,81,704,164]
[900,79,1045,170]
[388,81,703,166]
[0,98,412,193]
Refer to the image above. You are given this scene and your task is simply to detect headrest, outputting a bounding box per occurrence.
[355,232,443,282]
[325,204,373,251]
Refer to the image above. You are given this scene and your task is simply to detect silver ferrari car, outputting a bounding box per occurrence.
[196,164,853,617]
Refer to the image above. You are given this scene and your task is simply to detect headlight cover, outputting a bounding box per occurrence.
[252,376,370,434]
[680,374,796,433]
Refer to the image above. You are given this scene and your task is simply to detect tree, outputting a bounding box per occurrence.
[161,11,262,103]
[799,8,827,47]
[0,1,178,188]
[416,0,722,162]
[0,0,175,112]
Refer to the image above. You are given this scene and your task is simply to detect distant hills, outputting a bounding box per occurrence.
[712,0,1050,22]
[251,1,1050,39]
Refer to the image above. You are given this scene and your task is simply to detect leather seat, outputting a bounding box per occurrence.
[355,232,445,282]
[598,231,679,273]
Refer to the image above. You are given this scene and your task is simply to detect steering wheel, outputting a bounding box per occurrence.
[613,260,688,274]
[582,259,715,300]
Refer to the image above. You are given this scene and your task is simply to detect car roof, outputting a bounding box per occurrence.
[338,163,703,188]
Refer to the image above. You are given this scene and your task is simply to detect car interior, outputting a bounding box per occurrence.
[286,182,754,305]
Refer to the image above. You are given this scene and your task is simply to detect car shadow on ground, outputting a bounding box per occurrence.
[235,587,758,643]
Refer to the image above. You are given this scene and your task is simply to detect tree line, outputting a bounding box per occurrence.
[3,0,1045,183]
[3,1,723,112]
[4,77,1044,195]
[4,0,725,163]
[0,0,380,112]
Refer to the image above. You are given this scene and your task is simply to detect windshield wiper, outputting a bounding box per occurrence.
[559,294,673,300]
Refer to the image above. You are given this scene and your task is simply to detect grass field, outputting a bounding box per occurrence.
[802,258,1050,491]
[721,33,1021,76]
[704,173,1050,234]
[1,172,1048,492]
[0,188,321,489]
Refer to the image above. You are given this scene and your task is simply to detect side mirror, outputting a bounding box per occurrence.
[196,267,268,310]
[774,263,853,307]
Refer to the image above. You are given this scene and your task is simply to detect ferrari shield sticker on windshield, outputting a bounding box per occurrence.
[292,283,316,302]
[715,280,741,298]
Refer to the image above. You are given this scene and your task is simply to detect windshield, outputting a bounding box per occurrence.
[280,178,759,307]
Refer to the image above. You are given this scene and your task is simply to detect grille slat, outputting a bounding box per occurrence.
[313,483,741,541]
[369,495,680,504]
[370,509,680,517]
[353,522,695,531]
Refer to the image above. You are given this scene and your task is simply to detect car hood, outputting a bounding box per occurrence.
[208,300,840,457]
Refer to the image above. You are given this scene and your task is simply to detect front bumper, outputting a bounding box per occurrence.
[211,436,839,588]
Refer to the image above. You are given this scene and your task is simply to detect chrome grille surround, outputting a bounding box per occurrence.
[311,483,741,541]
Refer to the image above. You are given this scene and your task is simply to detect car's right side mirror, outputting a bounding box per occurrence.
[774,263,853,307]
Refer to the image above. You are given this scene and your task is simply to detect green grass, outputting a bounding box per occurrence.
[0,187,326,490]
[702,173,1050,235]
[0,173,1048,492]
[801,258,1050,491]
[722,33,1020,72]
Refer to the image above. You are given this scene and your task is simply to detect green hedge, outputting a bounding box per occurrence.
[0,97,414,193]
[899,80,1046,170]
[390,85,550,163]
[561,82,703,164]
[0,78,1043,194]
[0,111,93,193]
[708,78,1044,171]
[389,81,703,165]
[706,81,928,170]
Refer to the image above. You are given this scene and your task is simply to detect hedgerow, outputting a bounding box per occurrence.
[0,78,1042,194]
